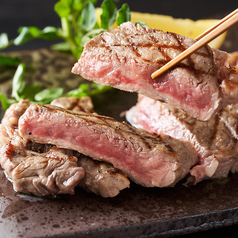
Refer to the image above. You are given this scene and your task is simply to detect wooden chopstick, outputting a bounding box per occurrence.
[151,8,238,79]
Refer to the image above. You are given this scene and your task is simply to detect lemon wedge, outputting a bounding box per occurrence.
[96,9,226,49]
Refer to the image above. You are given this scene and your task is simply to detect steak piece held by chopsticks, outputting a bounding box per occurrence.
[126,95,238,184]
[72,22,238,121]
[18,104,197,188]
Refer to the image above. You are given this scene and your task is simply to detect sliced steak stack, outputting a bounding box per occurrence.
[18,104,197,188]
[71,21,238,185]
[2,22,237,197]
[72,21,238,121]
[0,98,130,197]
[126,95,238,183]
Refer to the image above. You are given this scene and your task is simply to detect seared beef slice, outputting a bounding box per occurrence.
[18,104,197,187]
[126,95,238,183]
[1,99,30,130]
[50,96,94,113]
[72,22,238,121]
[50,97,130,197]
[0,124,84,196]
[78,154,130,197]
[0,99,129,197]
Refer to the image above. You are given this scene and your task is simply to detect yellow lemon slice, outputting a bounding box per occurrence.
[96,9,226,49]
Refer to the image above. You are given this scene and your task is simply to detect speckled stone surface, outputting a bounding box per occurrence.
[0,23,238,238]
[1,171,238,237]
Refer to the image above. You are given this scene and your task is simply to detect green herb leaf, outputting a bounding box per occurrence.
[0,55,21,66]
[100,0,117,29]
[88,82,111,96]
[89,0,97,4]
[0,93,16,110]
[135,21,148,28]
[0,33,9,49]
[40,26,59,40]
[80,1,97,31]
[67,83,89,97]
[71,0,84,11]
[11,64,26,101]
[116,4,130,26]
[0,0,131,110]
[13,27,39,45]
[21,84,42,101]
[51,41,71,51]
[54,0,72,18]
[34,88,64,104]
[13,26,59,46]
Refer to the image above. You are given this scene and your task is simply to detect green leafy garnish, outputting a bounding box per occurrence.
[67,82,111,98]
[117,3,130,26]
[1,0,133,59]
[135,21,148,27]
[0,33,9,49]
[11,63,26,101]
[0,55,21,66]
[34,88,64,105]
[80,1,97,31]
[0,62,111,110]
[100,0,117,29]
[0,0,136,110]
[0,93,16,110]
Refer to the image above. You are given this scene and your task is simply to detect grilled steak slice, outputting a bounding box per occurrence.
[78,154,129,197]
[219,104,238,140]
[51,97,130,197]
[0,124,84,196]
[229,51,238,69]
[1,99,30,130]
[1,97,93,132]
[72,21,238,121]
[126,95,238,183]
[50,96,94,113]
[18,104,197,187]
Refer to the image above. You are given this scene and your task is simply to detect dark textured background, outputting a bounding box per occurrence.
[0,0,237,50]
[0,1,238,237]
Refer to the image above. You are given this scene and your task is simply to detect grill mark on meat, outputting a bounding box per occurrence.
[5,143,17,158]
[44,105,167,152]
[51,103,156,151]
[98,27,214,75]
[163,34,216,76]
[120,122,153,150]
[50,97,94,113]
[103,41,214,75]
